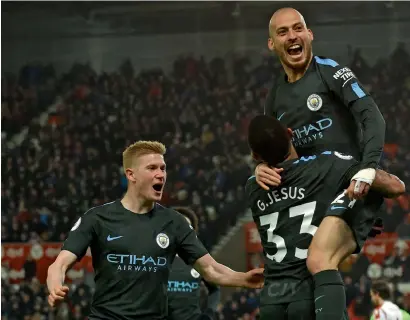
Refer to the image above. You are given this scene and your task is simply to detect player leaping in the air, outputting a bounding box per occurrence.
[246,115,405,320]
[255,7,387,319]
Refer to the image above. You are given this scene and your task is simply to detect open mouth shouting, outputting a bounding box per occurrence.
[152,183,164,194]
[287,44,303,59]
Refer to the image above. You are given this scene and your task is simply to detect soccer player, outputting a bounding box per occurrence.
[245,115,405,320]
[370,280,410,320]
[47,141,263,320]
[167,207,220,320]
[255,7,388,319]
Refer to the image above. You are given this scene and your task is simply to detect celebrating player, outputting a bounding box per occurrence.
[47,141,263,320]
[255,7,388,319]
[259,7,385,192]
[246,115,405,320]
[370,280,410,320]
[167,207,220,320]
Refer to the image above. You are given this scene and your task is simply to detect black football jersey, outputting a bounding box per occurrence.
[245,151,360,304]
[62,200,208,320]
[265,56,372,161]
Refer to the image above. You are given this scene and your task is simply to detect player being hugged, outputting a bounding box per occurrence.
[167,207,220,320]
[246,115,405,320]
[47,141,263,320]
[256,7,388,320]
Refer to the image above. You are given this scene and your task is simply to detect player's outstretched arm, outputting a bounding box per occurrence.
[371,170,406,198]
[47,250,78,307]
[193,254,264,289]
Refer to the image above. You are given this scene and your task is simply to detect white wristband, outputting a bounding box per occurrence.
[351,168,376,188]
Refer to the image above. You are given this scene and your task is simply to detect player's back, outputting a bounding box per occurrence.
[167,256,202,320]
[245,151,355,305]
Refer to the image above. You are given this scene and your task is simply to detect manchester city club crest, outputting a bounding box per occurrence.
[306,94,323,111]
[156,233,170,249]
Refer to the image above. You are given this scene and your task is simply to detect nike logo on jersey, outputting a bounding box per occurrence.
[330,205,346,210]
[278,112,286,121]
[107,235,123,241]
[314,295,325,302]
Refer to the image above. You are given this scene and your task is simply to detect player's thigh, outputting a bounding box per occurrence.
[287,300,315,320]
[349,191,384,254]
[259,304,287,320]
[307,215,356,272]
[345,204,375,255]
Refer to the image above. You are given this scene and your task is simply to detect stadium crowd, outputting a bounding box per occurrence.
[2,44,409,319]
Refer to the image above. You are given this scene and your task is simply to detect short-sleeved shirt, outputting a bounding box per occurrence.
[62,200,208,320]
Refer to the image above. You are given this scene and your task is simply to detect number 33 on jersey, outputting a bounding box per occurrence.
[260,201,318,263]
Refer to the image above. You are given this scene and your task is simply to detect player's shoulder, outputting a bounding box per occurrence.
[313,56,357,81]
[296,150,353,162]
[154,203,188,225]
[245,175,260,196]
[155,203,180,217]
[83,200,119,218]
[292,151,355,172]
[313,55,341,69]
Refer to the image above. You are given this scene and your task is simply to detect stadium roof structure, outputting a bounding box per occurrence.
[3,1,409,38]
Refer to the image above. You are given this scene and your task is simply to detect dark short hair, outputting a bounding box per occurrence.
[371,280,392,300]
[248,115,290,166]
[173,207,199,232]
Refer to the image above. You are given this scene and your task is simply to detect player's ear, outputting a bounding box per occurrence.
[251,151,261,162]
[268,37,275,51]
[286,128,293,138]
[307,29,314,42]
[125,168,137,182]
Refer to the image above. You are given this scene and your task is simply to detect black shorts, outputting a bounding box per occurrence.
[259,300,315,320]
[325,190,384,254]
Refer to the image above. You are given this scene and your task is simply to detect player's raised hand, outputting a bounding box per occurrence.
[243,267,264,289]
[346,168,376,200]
[255,163,283,190]
[347,180,370,200]
[47,284,69,308]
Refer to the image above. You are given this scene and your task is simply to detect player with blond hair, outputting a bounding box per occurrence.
[47,140,264,320]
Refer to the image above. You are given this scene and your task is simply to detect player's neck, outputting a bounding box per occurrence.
[285,145,299,161]
[282,55,313,83]
[377,299,385,307]
[121,191,155,214]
